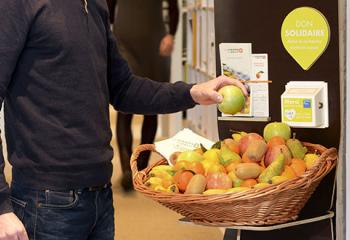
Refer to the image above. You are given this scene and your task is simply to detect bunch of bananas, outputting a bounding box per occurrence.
[145,165,179,193]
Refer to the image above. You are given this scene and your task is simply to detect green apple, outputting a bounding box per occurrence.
[263,122,291,142]
[218,86,245,115]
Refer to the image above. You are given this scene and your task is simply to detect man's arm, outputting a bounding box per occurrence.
[106,26,248,114]
[0,0,31,215]
[0,0,31,239]
[106,26,197,114]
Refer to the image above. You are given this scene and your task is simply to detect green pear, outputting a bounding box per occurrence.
[228,171,243,187]
[286,133,307,159]
[258,152,285,183]
[219,144,241,167]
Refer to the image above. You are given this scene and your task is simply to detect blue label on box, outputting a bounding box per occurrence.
[303,99,311,108]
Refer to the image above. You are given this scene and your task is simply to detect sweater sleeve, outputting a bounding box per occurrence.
[0,0,32,214]
[168,0,179,36]
[106,27,196,114]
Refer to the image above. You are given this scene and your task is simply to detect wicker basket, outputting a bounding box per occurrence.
[130,143,337,227]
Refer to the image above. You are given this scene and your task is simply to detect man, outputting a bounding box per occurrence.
[0,1,247,240]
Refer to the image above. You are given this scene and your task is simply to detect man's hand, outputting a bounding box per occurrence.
[0,213,28,240]
[159,34,175,57]
[190,75,248,105]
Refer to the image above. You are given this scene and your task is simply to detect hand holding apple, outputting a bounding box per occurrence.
[190,75,248,105]
[217,85,246,115]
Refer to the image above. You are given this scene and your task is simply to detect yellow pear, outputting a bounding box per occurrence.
[304,153,319,170]
[203,149,221,163]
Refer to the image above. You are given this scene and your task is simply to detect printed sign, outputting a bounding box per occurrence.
[282,98,313,123]
[281,7,330,70]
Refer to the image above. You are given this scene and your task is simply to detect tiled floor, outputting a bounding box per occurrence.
[3,109,223,240]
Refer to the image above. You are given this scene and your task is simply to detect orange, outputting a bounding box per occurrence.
[225,162,239,173]
[281,165,297,179]
[174,160,189,171]
[187,161,205,175]
[290,159,306,177]
[240,179,258,188]
[267,136,286,148]
[174,170,194,192]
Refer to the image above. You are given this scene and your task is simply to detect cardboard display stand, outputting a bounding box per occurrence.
[214,0,340,239]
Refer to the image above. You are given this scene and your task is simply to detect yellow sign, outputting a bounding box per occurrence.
[281,7,330,70]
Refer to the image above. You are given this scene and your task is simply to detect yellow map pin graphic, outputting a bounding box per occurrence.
[281,7,330,70]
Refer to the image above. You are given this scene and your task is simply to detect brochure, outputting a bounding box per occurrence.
[155,128,215,164]
[219,43,270,119]
[251,54,269,117]
[219,43,253,117]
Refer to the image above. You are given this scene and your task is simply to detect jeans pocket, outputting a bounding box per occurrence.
[9,196,27,221]
[38,190,79,209]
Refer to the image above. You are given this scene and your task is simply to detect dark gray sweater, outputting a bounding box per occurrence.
[0,0,195,214]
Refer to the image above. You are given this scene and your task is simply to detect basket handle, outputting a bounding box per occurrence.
[130,144,161,176]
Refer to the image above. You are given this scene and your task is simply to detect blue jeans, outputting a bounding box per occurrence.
[10,182,115,240]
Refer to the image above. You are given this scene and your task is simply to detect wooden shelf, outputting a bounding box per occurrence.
[218,116,271,122]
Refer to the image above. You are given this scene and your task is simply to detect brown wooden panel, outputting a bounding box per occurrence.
[214,0,340,232]
[215,0,340,148]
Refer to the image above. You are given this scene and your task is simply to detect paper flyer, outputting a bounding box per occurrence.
[219,43,253,117]
[219,43,270,119]
[251,54,269,117]
[154,128,214,164]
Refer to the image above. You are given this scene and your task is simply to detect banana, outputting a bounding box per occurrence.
[226,187,250,193]
[152,165,174,172]
[154,185,167,192]
[150,165,176,177]
[149,169,173,179]
[167,184,179,193]
[145,177,163,189]
[203,189,226,195]
[254,183,271,189]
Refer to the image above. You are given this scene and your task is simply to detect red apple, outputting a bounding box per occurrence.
[265,144,292,167]
[238,133,263,155]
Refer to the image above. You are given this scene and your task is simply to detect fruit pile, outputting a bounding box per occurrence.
[144,122,320,195]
